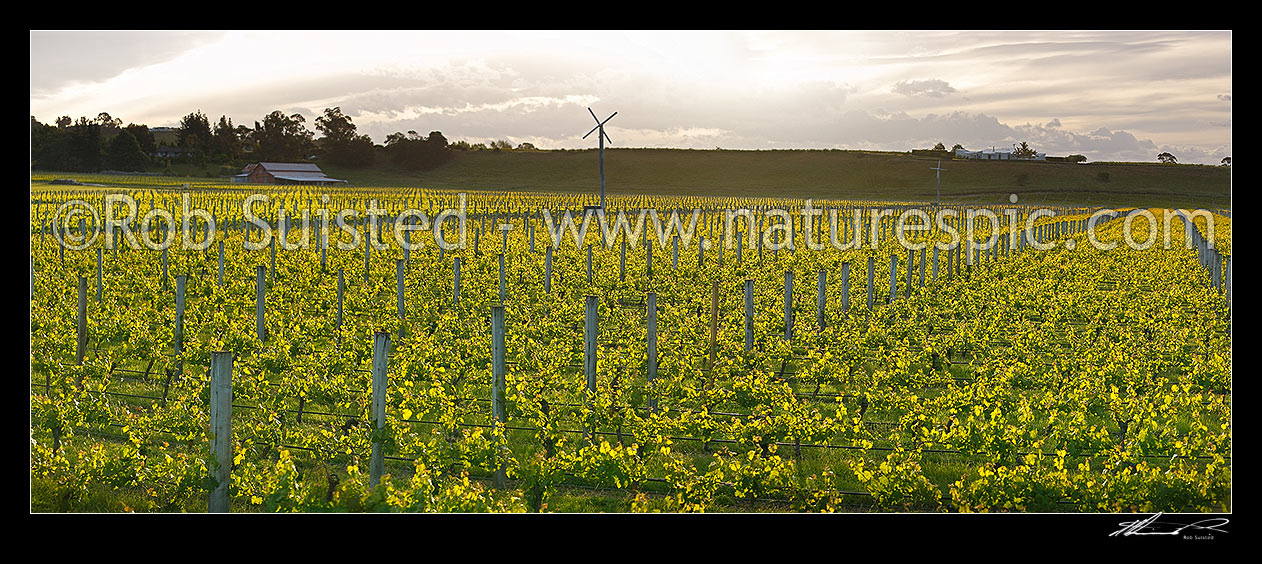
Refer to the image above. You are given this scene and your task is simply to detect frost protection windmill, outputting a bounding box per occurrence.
[583,107,617,210]
[930,160,947,207]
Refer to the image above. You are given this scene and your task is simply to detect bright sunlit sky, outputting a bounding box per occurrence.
[30,30,1231,164]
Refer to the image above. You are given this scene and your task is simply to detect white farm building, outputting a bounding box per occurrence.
[955,147,1046,161]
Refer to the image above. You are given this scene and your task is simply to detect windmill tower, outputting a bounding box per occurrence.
[930,160,947,206]
[583,107,617,210]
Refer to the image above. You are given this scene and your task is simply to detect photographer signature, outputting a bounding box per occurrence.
[1110,512,1230,537]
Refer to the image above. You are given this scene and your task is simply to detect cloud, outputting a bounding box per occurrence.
[891,79,957,98]
[30,31,224,97]
[27,31,1229,164]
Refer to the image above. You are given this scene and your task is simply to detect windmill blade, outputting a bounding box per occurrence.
[583,108,617,142]
[598,111,617,144]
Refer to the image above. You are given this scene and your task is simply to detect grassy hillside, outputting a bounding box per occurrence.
[34,148,1231,209]
[318,149,1231,208]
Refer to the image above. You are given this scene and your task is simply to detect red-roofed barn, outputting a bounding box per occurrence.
[233,162,348,185]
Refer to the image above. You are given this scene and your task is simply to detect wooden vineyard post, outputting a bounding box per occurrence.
[270,237,276,281]
[888,254,898,304]
[404,224,411,266]
[841,262,850,314]
[370,332,389,489]
[256,266,266,343]
[1225,255,1232,315]
[544,246,553,293]
[906,248,913,298]
[783,270,793,341]
[499,252,506,304]
[396,259,406,337]
[584,295,598,441]
[620,238,627,282]
[816,269,827,330]
[209,351,233,513]
[491,305,507,488]
[672,235,679,270]
[218,240,225,287]
[932,247,939,282]
[1214,250,1222,291]
[168,274,186,403]
[758,214,764,260]
[453,256,462,307]
[161,247,169,291]
[647,292,658,411]
[363,233,371,285]
[336,269,345,334]
[587,244,593,286]
[708,280,720,370]
[646,241,653,281]
[867,255,875,311]
[744,279,754,352]
[919,248,926,288]
[96,248,102,302]
[320,224,327,272]
[77,276,87,364]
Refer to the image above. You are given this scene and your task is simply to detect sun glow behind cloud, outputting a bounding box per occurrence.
[30,30,1230,163]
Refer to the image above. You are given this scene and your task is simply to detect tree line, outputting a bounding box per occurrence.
[30,107,542,174]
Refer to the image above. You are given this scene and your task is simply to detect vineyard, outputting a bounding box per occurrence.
[29,182,1232,513]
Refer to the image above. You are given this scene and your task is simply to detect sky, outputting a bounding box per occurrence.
[30,30,1231,164]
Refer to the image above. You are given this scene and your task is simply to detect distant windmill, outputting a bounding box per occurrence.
[930,160,947,206]
[583,107,617,210]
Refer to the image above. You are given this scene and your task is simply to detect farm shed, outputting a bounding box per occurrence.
[233,162,348,185]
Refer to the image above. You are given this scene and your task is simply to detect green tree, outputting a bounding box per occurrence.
[95,112,122,130]
[1157,152,1177,164]
[104,129,150,171]
[1221,156,1231,167]
[1012,141,1037,159]
[932,142,946,152]
[235,124,254,153]
[315,107,375,167]
[212,115,242,161]
[384,130,451,170]
[69,117,103,171]
[31,116,71,170]
[124,124,156,155]
[178,110,213,157]
[39,117,104,171]
[253,111,315,162]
